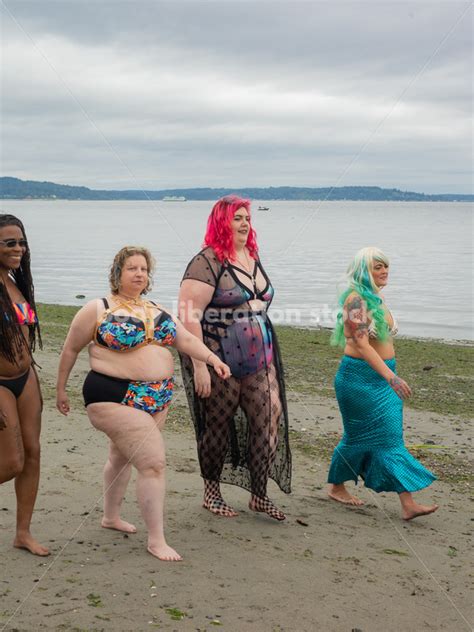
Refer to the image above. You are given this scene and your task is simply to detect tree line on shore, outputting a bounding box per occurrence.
[1,176,472,202]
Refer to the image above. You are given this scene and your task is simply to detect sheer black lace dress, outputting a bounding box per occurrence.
[179,247,292,497]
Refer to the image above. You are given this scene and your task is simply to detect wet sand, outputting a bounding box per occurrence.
[0,348,472,632]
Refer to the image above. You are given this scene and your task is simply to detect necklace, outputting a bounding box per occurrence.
[115,293,143,306]
[235,248,252,272]
[113,293,154,338]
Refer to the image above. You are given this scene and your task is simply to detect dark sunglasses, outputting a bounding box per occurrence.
[0,239,28,248]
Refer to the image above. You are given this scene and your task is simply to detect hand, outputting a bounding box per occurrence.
[210,356,231,380]
[193,364,212,398]
[388,376,412,400]
[56,389,71,416]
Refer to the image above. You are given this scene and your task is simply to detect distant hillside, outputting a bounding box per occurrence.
[1,177,472,202]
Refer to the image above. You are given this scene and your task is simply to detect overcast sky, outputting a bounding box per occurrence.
[1,1,472,193]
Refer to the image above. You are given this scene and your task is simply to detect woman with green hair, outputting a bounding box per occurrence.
[327,247,438,520]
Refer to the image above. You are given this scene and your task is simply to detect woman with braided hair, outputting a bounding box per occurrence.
[0,213,49,556]
[178,195,291,521]
[327,247,438,520]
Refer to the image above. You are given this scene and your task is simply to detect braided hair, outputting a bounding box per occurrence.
[0,214,42,364]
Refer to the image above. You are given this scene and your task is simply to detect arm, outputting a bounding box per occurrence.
[344,294,411,399]
[56,300,98,415]
[178,279,216,397]
[174,319,230,379]
[178,279,214,368]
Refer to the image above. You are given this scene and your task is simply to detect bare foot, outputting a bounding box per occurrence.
[101,517,137,533]
[203,497,238,517]
[249,495,286,521]
[147,543,182,561]
[13,533,50,557]
[328,484,364,506]
[402,503,439,521]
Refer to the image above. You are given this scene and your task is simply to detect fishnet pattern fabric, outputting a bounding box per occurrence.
[240,365,282,497]
[181,355,291,495]
[182,249,222,288]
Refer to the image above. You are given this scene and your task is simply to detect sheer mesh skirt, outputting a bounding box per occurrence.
[179,326,292,495]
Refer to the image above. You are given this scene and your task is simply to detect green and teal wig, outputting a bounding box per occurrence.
[331,246,390,347]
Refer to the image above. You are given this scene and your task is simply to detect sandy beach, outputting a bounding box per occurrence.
[1,331,472,632]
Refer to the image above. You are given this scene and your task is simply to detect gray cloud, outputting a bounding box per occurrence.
[1,1,472,192]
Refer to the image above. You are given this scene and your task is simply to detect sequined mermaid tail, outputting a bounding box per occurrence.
[328,356,436,493]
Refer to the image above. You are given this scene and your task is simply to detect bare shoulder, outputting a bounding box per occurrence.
[79,298,104,315]
[71,298,105,323]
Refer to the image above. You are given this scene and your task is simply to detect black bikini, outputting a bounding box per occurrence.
[0,370,30,398]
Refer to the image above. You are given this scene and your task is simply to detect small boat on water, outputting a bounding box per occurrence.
[162,195,186,201]
[258,206,270,211]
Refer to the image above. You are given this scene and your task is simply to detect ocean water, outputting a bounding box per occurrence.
[2,199,472,340]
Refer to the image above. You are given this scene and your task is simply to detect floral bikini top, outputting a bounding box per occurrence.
[96,298,176,352]
[13,302,38,325]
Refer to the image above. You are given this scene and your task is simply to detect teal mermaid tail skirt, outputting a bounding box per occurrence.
[328,356,436,493]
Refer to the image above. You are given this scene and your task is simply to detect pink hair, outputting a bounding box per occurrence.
[203,195,259,263]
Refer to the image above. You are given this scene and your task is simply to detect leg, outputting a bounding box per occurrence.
[87,402,181,561]
[399,492,438,521]
[13,371,50,556]
[327,483,364,506]
[101,440,136,533]
[0,388,24,484]
[199,373,241,517]
[326,361,365,507]
[241,364,286,521]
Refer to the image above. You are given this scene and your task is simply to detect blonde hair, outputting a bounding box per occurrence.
[347,246,389,293]
[331,246,390,347]
[109,246,155,295]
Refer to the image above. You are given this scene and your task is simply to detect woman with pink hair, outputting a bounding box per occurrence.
[179,195,291,520]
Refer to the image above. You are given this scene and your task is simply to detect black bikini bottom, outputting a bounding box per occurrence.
[0,369,30,399]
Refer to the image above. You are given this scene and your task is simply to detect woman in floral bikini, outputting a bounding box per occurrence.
[56,246,230,561]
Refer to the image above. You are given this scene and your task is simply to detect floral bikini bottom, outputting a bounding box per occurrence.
[83,370,175,414]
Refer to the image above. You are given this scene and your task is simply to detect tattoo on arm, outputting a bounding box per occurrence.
[0,410,6,431]
[353,322,368,339]
[345,296,368,341]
